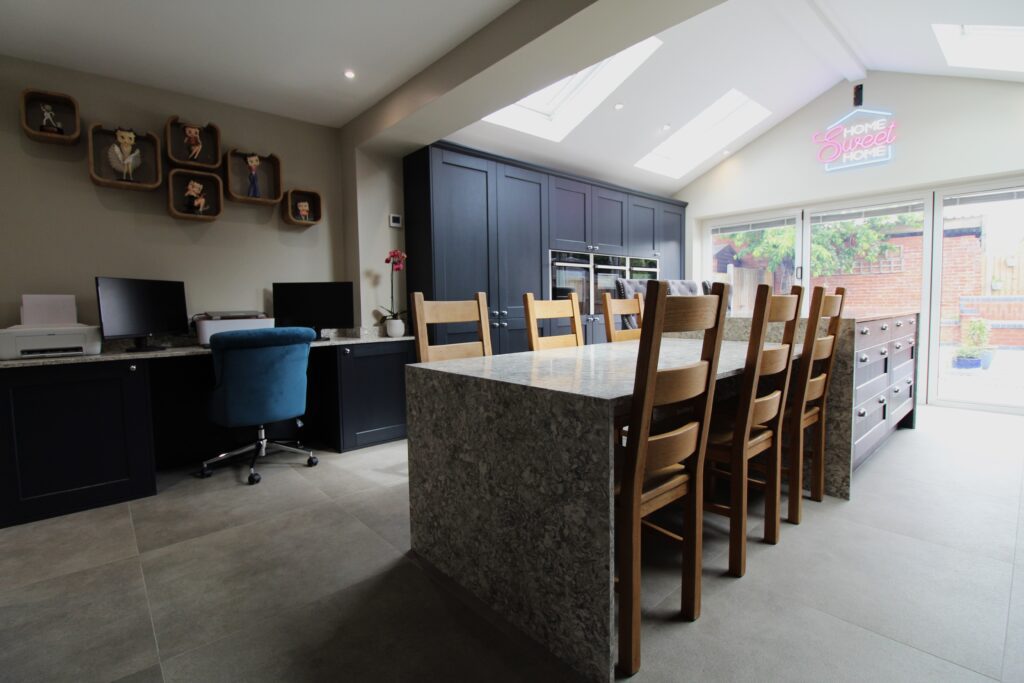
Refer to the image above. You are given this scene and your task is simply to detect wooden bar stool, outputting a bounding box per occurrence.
[410,292,492,362]
[704,284,802,578]
[616,280,729,676]
[602,292,645,342]
[523,292,584,351]
[785,286,845,523]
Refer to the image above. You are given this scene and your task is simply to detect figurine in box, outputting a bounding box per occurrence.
[108,128,142,181]
[245,153,261,198]
[184,179,208,214]
[39,103,63,134]
[183,125,203,161]
[295,200,311,222]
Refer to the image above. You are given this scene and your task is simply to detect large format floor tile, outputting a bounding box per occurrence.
[633,577,987,683]
[141,501,403,658]
[0,502,138,592]
[0,558,158,683]
[131,463,331,553]
[741,514,1013,678]
[1003,568,1024,682]
[161,559,569,682]
[338,481,411,553]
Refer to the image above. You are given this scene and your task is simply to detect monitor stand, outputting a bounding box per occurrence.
[126,336,168,353]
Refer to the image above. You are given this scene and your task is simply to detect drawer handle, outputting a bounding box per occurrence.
[909,318,915,325]
[908,340,914,347]
[894,343,902,350]
[906,378,912,385]
[860,327,870,335]
[893,387,901,394]
[490,322,499,328]
[895,320,903,327]
[499,322,508,327]
[859,354,869,363]
[491,310,499,316]
[879,348,887,356]
[878,396,886,404]
[857,408,867,417]
[129,364,137,372]
[500,310,508,316]
[881,323,889,331]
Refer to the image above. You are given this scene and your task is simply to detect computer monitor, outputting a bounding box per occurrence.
[272,282,354,338]
[95,277,188,352]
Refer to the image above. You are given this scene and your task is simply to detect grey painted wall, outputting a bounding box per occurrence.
[0,54,346,328]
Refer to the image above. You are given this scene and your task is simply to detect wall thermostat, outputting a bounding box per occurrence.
[388,213,402,228]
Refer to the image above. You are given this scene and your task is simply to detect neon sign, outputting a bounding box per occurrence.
[813,108,896,172]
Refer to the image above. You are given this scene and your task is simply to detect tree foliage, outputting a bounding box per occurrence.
[724,213,923,276]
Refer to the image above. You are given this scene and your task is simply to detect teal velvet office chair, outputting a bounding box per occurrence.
[198,327,318,485]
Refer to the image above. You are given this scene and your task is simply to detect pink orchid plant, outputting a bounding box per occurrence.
[379,249,407,322]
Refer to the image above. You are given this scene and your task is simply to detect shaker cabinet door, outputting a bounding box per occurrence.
[549,176,591,253]
[592,188,628,255]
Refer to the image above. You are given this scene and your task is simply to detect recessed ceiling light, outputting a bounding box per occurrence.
[932,24,1024,73]
[634,89,770,180]
[722,150,730,156]
[662,124,671,131]
[344,69,356,80]
[614,103,625,111]
[481,36,662,142]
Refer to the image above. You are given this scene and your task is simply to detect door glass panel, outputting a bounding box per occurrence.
[594,267,626,315]
[935,187,1024,409]
[710,217,797,316]
[809,202,925,319]
[552,265,591,315]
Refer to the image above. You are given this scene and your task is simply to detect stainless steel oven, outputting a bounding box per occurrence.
[550,250,658,318]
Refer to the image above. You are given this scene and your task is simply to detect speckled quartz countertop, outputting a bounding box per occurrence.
[0,335,414,369]
[411,339,801,402]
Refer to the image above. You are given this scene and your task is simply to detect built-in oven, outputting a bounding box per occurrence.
[551,251,592,314]
[594,255,628,318]
[628,257,659,281]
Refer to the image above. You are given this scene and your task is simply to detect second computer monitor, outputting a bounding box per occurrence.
[272,282,354,337]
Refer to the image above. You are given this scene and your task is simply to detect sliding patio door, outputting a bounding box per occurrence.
[929,184,1024,411]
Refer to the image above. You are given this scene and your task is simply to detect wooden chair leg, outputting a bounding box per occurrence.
[787,426,803,525]
[681,489,702,620]
[811,418,826,502]
[764,440,781,544]
[617,508,641,676]
[728,453,747,577]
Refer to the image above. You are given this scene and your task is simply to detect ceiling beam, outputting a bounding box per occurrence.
[766,0,866,83]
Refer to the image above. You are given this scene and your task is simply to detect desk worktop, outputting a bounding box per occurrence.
[0,335,414,370]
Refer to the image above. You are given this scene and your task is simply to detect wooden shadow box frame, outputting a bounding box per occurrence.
[167,169,223,222]
[224,149,282,205]
[21,89,81,145]
[88,124,162,191]
[282,189,322,226]
[165,116,222,170]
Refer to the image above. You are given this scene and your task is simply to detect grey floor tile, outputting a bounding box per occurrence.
[141,501,403,659]
[338,481,411,552]
[329,440,409,488]
[741,514,1012,678]
[292,451,387,501]
[161,559,568,683]
[111,664,164,683]
[0,558,158,683]
[1003,568,1024,682]
[632,578,988,683]
[131,463,331,553]
[0,502,137,592]
[824,463,1020,563]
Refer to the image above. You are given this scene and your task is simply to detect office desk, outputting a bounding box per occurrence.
[0,336,414,528]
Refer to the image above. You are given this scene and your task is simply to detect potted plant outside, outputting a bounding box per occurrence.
[952,319,992,370]
[378,249,407,338]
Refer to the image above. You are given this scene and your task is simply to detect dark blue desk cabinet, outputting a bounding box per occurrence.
[0,359,156,527]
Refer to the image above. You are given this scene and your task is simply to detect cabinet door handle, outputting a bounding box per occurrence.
[500,310,508,316]
[879,348,887,356]
[491,310,499,317]
[894,343,902,350]
[587,245,594,251]
[343,348,351,355]
[906,378,912,385]
[881,323,889,331]
[893,387,901,394]
[593,245,600,251]
[857,408,867,417]
[653,251,660,256]
[859,354,868,363]
[128,364,137,372]
[490,322,499,328]
[860,327,869,335]
[499,322,508,327]
[909,318,915,325]
[895,320,903,327]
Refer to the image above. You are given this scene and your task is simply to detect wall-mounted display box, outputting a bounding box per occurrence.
[88,124,162,191]
[167,169,223,222]
[165,116,221,170]
[20,89,80,145]
[282,188,322,226]
[225,149,282,205]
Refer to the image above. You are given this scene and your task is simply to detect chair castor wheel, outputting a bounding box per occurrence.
[198,467,212,479]
[248,472,262,485]
[307,455,319,467]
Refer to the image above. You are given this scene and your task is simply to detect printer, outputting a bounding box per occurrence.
[195,311,275,346]
[0,324,102,360]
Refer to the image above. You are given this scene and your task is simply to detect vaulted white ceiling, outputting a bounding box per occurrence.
[449,0,1024,196]
[0,0,517,126]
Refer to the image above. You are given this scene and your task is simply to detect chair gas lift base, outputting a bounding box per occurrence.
[198,421,318,485]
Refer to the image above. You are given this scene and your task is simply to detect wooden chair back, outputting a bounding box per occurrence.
[789,286,846,424]
[411,291,493,362]
[731,285,804,451]
[622,280,729,513]
[602,292,645,342]
[523,292,584,351]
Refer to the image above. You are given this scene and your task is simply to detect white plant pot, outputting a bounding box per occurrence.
[385,318,406,338]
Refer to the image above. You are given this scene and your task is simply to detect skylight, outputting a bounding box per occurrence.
[633,89,770,180]
[481,37,662,142]
[932,24,1024,73]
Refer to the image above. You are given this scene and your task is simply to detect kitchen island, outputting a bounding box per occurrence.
[406,339,779,681]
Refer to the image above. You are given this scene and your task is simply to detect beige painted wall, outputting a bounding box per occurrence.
[678,71,1024,279]
[355,148,405,327]
[0,55,346,328]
